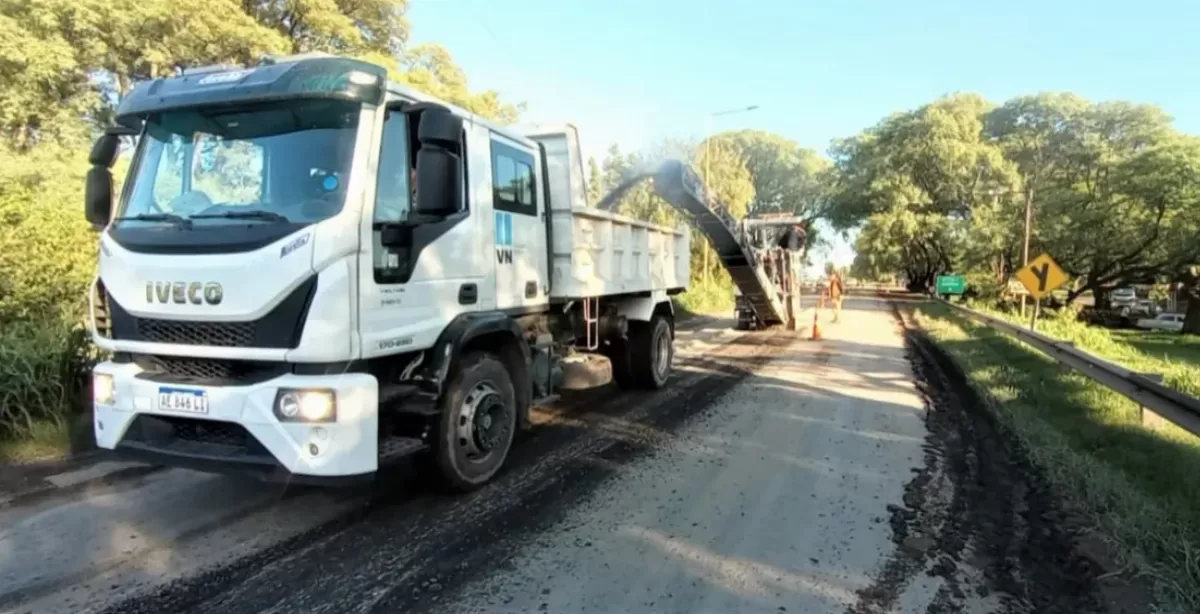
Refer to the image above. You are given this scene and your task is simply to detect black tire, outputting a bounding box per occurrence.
[431,352,517,492]
[629,315,673,390]
[605,338,636,389]
[735,312,750,330]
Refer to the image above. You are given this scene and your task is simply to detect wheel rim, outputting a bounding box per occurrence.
[455,381,510,463]
[654,327,671,379]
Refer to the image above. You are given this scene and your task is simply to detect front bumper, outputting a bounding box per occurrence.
[92,361,380,479]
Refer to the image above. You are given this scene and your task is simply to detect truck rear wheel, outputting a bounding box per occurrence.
[432,351,516,492]
[629,315,673,390]
[605,338,636,389]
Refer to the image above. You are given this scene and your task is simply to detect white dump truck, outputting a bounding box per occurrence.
[83,53,689,490]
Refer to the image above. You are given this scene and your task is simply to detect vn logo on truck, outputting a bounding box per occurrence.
[146,281,224,306]
[494,211,514,265]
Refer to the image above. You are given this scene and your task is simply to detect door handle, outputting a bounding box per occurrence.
[459,283,478,305]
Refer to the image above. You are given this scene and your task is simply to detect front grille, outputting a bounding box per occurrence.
[105,275,317,350]
[135,318,256,347]
[150,356,238,380]
[171,418,247,447]
[121,414,270,458]
[133,354,287,384]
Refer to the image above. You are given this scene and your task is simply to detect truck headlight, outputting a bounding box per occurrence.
[94,373,115,406]
[274,389,337,423]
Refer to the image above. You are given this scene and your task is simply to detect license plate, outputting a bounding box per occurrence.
[157,387,209,414]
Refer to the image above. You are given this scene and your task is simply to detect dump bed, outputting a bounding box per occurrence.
[525,126,690,300]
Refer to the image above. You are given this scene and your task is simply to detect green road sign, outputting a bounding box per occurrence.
[936,275,966,295]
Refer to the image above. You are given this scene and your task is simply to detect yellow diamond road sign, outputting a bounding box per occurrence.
[1016,253,1069,300]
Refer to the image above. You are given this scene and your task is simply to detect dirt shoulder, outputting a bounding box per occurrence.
[879,302,1158,614]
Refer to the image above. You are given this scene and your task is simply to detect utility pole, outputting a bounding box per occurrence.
[1021,184,1034,317]
[703,105,759,284]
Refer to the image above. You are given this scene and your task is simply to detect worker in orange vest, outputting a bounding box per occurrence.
[828,270,845,323]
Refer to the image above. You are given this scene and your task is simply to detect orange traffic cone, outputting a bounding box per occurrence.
[810,310,822,340]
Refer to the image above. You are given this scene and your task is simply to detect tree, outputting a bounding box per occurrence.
[1181,266,1200,335]
[585,157,602,205]
[0,0,519,150]
[990,98,1199,303]
[986,93,1089,281]
[398,44,522,123]
[703,130,829,216]
[826,94,1018,290]
[833,91,1200,304]
[244,0,409,59]
[693,140,755,219]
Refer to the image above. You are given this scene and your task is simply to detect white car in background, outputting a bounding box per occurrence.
[1135,313,1185,332]
[1112,287,1138,309]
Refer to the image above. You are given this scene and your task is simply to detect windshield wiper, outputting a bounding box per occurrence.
[112,213,192,228]
[189,210,290,223]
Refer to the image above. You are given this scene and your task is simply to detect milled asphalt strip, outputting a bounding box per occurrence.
[400,299,930,614]
[105,328,793,614]
[44,461,146,488]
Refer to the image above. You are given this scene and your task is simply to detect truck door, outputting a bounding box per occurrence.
[490,137,548,312]
[358,103,485,358]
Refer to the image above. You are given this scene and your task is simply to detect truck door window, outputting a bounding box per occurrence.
[491,141,537,216]
[374,108,411,224]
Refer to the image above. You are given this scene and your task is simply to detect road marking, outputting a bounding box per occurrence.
[45,461,146,488]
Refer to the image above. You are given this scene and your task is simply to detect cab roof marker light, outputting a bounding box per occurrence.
[348,71,379,86]
[259,51,337,66]
[181,64,243,77]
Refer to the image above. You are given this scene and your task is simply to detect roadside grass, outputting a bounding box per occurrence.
[1108,329,1200,367]
[912,301,1200,612]
[0,420,72,464]
[0,321,94,464]
[965,301,1200,398]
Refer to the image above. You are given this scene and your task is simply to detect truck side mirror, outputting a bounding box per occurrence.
[85,168,114,229]
[85,133,121,229]
[413,108,463,217]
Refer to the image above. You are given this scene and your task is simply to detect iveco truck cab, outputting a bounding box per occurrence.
[84,53,690,490]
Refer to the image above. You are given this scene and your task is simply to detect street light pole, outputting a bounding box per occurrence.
[703,105,759,284]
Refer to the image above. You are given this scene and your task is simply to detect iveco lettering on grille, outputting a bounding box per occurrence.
[146,282,223,305]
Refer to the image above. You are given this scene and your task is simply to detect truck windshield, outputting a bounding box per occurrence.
[118,99,362,227]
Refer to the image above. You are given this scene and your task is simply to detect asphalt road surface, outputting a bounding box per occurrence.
[0,297,1127,614]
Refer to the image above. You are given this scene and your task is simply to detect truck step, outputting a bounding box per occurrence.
[379,436,427,463]
[379,384,439,416]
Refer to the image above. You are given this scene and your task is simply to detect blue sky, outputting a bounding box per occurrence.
[408,0,1199,268]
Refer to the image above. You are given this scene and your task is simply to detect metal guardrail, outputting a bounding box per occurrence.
[937,299,1200,437]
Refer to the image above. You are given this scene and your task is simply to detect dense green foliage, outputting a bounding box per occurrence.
[0,0,518,447]
[831,93,1200,331]
[968,300,1200,397]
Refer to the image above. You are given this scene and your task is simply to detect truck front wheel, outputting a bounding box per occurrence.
[432,352,517,492]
